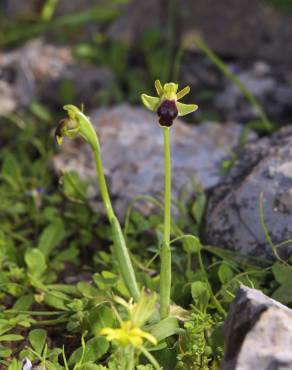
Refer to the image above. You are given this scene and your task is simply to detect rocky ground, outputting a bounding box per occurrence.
[221,286,292,370]
[205,126,292,259]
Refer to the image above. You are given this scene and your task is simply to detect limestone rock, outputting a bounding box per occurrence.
[221,285,292,370]
[52,104,254,217]
[0,39,72,115]
[0,39,113,115]
[205,126,292,259]
[214,61,292,123]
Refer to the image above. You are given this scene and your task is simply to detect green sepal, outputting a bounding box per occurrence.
[63,105,100,151]
[177,102,198,116]
[141,94,160,112]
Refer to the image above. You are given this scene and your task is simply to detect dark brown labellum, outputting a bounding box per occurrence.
[157,99,178,127]
[54,118,67,142]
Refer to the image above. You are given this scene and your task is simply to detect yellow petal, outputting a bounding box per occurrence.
[140,331,157,345]
[154,80,163,96]
[131,328,157,346]
[129,336,143,348]
[177,102,198,116]
[177,86,190,100]
[55,135,63,145]
[100,327,116,337]
[141,94,160,112]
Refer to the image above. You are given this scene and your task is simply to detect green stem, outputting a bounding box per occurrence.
[169,233,226,316]
[94,149,115,220]
[93,149,140,301]
[141,347,162,370]
[160,127,172,318]
[192,35,273,133]
[197,249,226,317]
[259,191,289,266]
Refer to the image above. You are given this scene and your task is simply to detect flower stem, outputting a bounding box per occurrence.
[93,149,140,302]
[160,127,172,318]
[94,147,115,220]
[141,346,162,370]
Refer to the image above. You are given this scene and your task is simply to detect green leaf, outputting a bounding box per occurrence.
[1,154,21,183]
[93,271,119,290]
[80,363,105,370]
[77,282,100,298]
[0,334,24,342]
[191,281,210,311]
[28,329,47,354]
[13,294,34,311]
[182,235,201,255]
[218,263,234,285]
[62,171,88,202]
[88,305,115,334]
[25,248,47,278]
[272,279,292,304]
[68,336,109,365]
[44,292,69,311]
[30,101,52,123]
[0,321,13,336]
[191,192,206,226]
[38,220,66,257]
[7,358,21,370]
[0,345,12,358]
[148,317,179,342]
[272,261,292,284]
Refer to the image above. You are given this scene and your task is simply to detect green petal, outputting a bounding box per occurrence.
[163,82,178,93]
[177,86,190,100]
[141,94,160,112]
[154,80,163,96]
[177,102,198,116]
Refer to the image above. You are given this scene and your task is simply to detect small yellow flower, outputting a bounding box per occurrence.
[141,80,198,127]
[100,321,157,349]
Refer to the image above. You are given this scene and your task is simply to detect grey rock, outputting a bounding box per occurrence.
[52,104,254,217]
[0,80,17,115]
[205,126,292,259]
[180,0,292,64]
[0,39,114,115]
[0,39,72,115]
[214,60,292,122]
[221,285,292,370]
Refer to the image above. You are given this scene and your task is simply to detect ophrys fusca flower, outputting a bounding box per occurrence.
[141,80,198,127]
